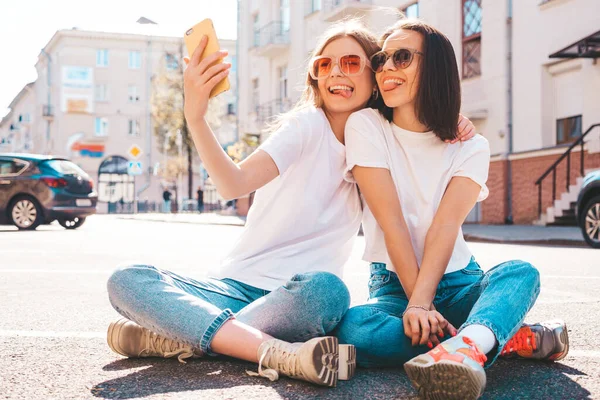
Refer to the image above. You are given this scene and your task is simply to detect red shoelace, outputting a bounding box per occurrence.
[501,327,537,356]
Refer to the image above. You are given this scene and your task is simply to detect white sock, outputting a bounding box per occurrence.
[458,324,498,354]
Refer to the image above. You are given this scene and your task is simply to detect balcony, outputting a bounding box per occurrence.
[257,98,294,125]
[42,105,54,121]
[252,21,290,58]
[322,0,374,21]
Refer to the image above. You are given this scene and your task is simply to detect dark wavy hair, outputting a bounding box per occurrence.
[378,19,461,141]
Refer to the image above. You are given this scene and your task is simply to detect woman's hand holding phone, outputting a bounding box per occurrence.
[183,36,231,128]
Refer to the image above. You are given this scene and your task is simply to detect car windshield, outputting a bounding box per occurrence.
[44,160,89,177]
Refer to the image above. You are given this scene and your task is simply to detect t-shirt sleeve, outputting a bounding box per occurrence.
[344,110,389,183]
[453,136,491,202]
[258,118,304,176]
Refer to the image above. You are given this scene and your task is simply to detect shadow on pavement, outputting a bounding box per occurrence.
[92,357,588,399]
[92,358,414,399]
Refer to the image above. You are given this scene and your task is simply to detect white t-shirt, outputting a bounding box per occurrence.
[344,108,490,275]
[213,106,362,290]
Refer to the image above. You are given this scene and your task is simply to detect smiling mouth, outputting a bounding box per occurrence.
[328,85,354,98]
[381,78,406,92]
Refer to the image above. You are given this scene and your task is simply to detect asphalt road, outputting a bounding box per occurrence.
[1,215,598,399]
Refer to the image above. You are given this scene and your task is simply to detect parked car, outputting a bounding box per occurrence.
[0,153,97,230]
[577,169,600,248]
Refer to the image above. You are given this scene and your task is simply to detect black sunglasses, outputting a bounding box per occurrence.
[370,48,424,73]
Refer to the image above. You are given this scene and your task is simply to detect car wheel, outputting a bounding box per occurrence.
[580,195,600,249]
[58,216,86,230]
[10,196,43,230]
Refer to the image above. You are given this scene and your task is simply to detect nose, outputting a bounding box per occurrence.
[329,62,343,77]
[383,55,396,72]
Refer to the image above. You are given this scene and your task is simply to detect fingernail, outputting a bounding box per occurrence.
[427,342,433,349]
[452,331,457,337]
[438,332,444,338]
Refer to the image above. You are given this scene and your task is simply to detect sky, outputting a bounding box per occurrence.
[0,0,238,117]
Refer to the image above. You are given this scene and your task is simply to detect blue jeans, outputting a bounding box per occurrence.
[334,258,540,368]
[107,265,350,356]
[163,200,171,213]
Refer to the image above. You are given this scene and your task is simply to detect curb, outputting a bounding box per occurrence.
[463,234,589,248]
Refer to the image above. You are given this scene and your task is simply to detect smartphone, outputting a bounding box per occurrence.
[184,19,231,98]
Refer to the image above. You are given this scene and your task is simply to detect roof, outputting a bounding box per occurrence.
[0,153,65,162]
[1,82,35,127]
[550,29,600,59]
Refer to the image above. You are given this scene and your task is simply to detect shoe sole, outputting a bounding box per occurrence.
[549,321,569,362]
[307,336,339,387]
[404,357,486,400]
[107,318,129,357]
[338,344,356,381]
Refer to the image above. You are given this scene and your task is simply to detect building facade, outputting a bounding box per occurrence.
[238,0,600,224]
[1,28,237,211]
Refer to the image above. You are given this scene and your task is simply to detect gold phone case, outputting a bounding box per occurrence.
[184,18,231,98]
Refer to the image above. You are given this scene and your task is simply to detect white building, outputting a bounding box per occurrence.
[237,0,600,224]
[1,28,237,211]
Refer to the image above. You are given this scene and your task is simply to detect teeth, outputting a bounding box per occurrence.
[329,85,353,92]
[383,79,405,85]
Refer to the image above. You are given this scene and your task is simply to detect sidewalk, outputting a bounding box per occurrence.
[462,224,586,247]
[119,213,587,247]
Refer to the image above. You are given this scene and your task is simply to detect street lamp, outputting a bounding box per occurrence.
[135,16,158,210]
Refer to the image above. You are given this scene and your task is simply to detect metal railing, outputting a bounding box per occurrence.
[252,21,290,49]
[257,98,294,125]
[535,123,600,218]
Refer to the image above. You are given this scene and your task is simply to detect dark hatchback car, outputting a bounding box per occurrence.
[0,153,97,230]
[577,169,600,249]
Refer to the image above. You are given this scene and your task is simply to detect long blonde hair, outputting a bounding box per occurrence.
[265,19,384,134]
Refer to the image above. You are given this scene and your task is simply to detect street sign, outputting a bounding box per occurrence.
[128,144,143,159]
[127,161,143,176]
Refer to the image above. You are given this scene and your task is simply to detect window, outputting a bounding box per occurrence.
[95,84,109,102]
[280,0,290,32]
[278,65,288,100]
[128,85,140,103]
[462,0,482,79]
[252,78,260,114]
[129,51,141,69]
[230,56,237,73]
[0,160,26,176]
[556,115,582,145]
[403,2,419,18]
[253,14,260,47]
[96,49,109,67]
[95,117,108,136]
[128,119,140,136]
[23,113,31,123]
[227,103,235,115]
[165,53,178,70]
[307,0,322,14]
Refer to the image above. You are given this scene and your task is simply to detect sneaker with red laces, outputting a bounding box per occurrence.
[404,336,487,400]
[501,320,569,361]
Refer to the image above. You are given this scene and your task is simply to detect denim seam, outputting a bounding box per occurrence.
[200,309,235,356]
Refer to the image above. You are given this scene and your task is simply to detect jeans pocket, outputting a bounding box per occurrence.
[460,261,484,276]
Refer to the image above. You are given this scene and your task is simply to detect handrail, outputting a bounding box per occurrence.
[535,123,600,218]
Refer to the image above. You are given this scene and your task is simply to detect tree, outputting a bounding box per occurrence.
[151,45,223,199]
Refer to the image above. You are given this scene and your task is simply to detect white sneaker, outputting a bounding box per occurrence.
[107,318,202,363]
[247,336,340,387]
